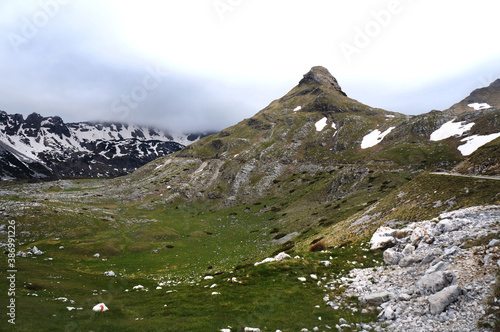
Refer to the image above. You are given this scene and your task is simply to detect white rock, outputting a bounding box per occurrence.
[93,253,100,258]
[32,246,44,255]
[416,271,454,294]
[133,285,145,290]
[255,252,291,266]
[92,303,109,312]
[370,227,397,250]
[298,277,307,282]
[488,239,500,247]
[379,305,395,320]
[425,262,448,275]
[104,271,115,277]
[16,251,28,257]
[274,252,291,261]
[444,246,457,256]
[360,290,394,305]
[402,243,415,255]
[428,285,462,315]
[383,248,403,265]
[244,327,261,332]
[411,227,434,246]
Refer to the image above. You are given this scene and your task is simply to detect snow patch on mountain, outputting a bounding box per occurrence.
[315,117,328,132]
[468,103,492,110]
[457,132,500,156]
[430,120,475,142]
[361,127,395,149]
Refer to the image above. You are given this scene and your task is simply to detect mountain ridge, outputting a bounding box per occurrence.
[446,78,500,114]
[0,110,212,180]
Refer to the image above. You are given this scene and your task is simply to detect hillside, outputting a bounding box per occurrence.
[0,67,499,331]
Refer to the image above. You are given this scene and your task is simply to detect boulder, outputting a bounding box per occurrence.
[402,243,415,255]
[32,246,44,255]
[274,252,291,262]
[398,255,421,267]
[425,262,448,275]
[416,271,454,294]
[360,290,395,305]
[92,303,109,312]
[428,285,462,314]
[488,239,500,247]
[378,305,396,320]
[370,227,398,250]
[436,219,456,232]
[384,248,403,265]
[410,227,434,246]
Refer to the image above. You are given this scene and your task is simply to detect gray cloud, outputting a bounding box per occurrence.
[0,1,499,134]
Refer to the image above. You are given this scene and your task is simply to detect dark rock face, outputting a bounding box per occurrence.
[298,66,346,95]
[447,78,500,114]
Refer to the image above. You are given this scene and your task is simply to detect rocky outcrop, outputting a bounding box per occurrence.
[332,206,500,331]
[298,66,345,95]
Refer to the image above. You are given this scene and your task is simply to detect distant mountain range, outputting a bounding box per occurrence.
[0,111,213,180]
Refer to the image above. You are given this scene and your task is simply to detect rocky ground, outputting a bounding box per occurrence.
[324,205,500,332]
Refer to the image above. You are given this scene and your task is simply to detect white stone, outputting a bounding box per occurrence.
[416,271,454,294]
[32,246,44,255]
[274,252,291,261]
[92,303,109,312]
[428,286,462,315]
[360,290,394,305]
[383,248,402,265]
[488,239,500,247]
[370,227,397,250]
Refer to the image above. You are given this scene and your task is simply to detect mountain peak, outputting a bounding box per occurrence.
[298,66,344,94]
[446,77,500,114]
[490,78,500,88]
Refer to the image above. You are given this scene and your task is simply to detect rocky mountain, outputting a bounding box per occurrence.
[1,67,499,331]
[447,79,500,114]
[0,111,211,180]
[178,67,500,168]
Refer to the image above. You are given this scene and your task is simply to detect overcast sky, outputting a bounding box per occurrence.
[1,0,499,133]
